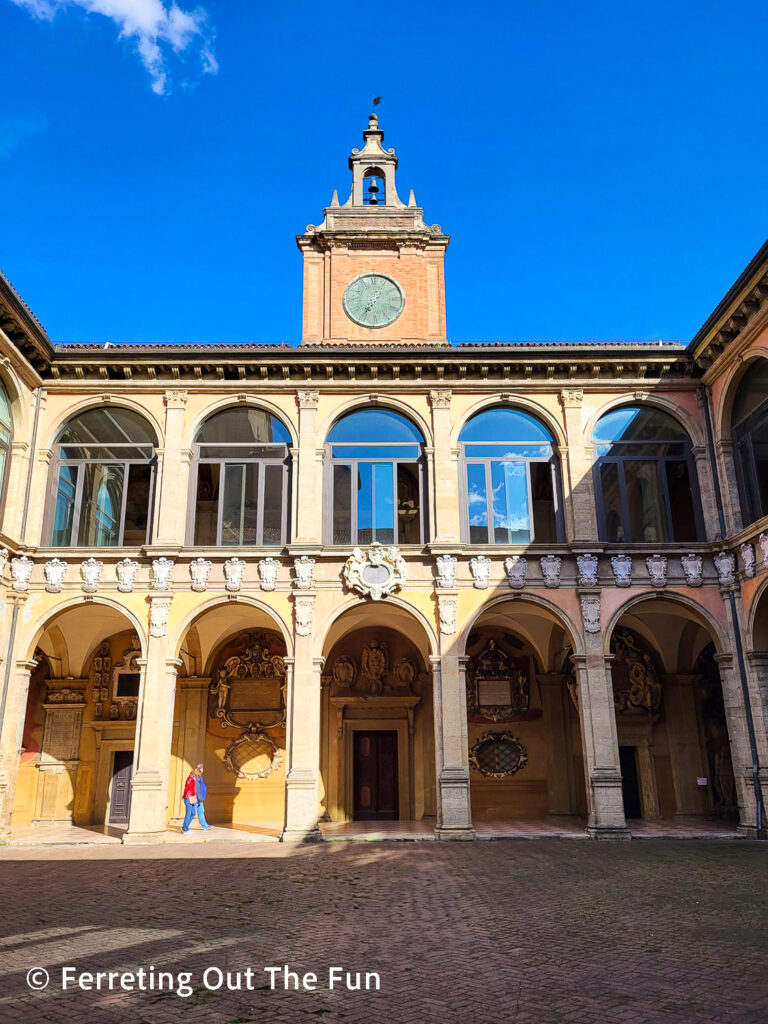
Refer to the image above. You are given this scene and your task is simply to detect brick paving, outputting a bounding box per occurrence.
[0,840,765,1023]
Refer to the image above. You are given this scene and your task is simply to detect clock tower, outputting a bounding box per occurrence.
[297,114,450,345]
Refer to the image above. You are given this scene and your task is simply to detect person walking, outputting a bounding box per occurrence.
[182,763,212,833]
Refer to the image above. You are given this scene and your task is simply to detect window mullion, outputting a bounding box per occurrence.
[70,462,85,546]
[116,461,130,546]
[485,460,493,544]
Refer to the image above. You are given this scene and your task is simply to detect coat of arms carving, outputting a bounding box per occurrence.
[343,543,406,600]
[209,633,287,732]
[466,638,530,721]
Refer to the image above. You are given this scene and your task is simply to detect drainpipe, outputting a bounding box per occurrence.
[699,384,766,839]
[0,385,43,732]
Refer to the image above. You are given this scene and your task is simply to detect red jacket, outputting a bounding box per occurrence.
[183,773,196,800]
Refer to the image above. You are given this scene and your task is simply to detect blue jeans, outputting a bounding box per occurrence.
[182,798,210,831]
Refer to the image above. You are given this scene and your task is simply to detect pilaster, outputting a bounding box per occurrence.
[281,632,324,840]
[293,391,322,548]
[431,641,474,840]
[559,389,599,544]
[0,649,36,842]
[428,390,460,546]
[155,390,188,545]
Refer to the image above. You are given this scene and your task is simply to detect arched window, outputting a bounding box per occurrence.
[192,407,291,546]
[592,406,701,543]
[49,407,156,546]
[0,380,12,515]
[732,360,768,527]
[326,409,425,545]
[459,408,562,544]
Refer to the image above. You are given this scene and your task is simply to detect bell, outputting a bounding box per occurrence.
[367,177,379,193]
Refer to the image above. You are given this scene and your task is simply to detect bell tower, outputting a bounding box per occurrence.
[297,114,450,345]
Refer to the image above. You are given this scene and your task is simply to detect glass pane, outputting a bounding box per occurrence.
[592,406,689,443]
[397,462,421,544]
[732,360,768,427]
[78,463,124,546]
[0,424,9,445]
[58,444,154,461]
[665,461,697,542]
[221,464,259,545]
[123,463,152,544]
[333,464,352,544]
[753,440,768,521]
[464,444,552,459]
[262,464,284,544]
[331,445,420,459]
[625,461,668,543]
[52,464,78,546]
[0,382,11,432]
[198,444,286,460]
[196,408,290,445]
[194,463,220,545]
[598,462,624,542]
[357,461,394,544]
[0,446,6,497]
[459,408,553,444]
[328,409,423,444]
[57,407,156,450]
[491,460,530,544]
[593,442,686,458]
[530,462,557,542]
[466,463,488,543]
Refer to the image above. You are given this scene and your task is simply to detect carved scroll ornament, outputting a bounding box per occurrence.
[209,633,286,732]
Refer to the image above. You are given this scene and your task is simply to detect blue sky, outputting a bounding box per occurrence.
[2,0,767,345]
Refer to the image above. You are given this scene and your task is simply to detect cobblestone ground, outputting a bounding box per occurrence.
[0,839,765,1024]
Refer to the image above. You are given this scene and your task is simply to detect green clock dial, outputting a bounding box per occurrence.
[342,273,404,328]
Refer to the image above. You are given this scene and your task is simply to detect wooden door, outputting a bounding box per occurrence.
[109,750,133,824]
[619,745,642,819]
[353,731,399,821]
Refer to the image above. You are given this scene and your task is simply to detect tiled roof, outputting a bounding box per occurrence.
[0,268,48,335]
[54,340,688,353]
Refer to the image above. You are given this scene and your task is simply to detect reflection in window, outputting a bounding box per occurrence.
[592,406,700,543]
[49,407,156,546]
[0,380,12,517]
[732,360,768,528]
[460,408,561,544]
[192,407,291,546]
[327,409,424,545]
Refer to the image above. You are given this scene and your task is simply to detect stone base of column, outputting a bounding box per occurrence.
[435,826,475,841]
[437,768,473,835]
[585,824,631,840]
[282,771,322,842]
[122,829,167,846]
[587,767,628,838]
[737,823,768,840]
[281,826,323,842]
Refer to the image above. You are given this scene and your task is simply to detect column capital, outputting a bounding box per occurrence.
[163,389,188,409]
[429,389,452,410]
[297,390,320,410]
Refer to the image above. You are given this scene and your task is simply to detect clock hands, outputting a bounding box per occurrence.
[363,290,382,313]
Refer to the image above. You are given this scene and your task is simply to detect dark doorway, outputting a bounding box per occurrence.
[353,731,399,820]
[109,750,133,824]
[619,745,642,819]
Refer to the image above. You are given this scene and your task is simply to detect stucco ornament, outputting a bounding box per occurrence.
[0,547,9,578]
[116,558,139,593]
[714,550,736,587]
[11,554,33,592]
[680,553,703,587]
[293,555,316,590]
[224,557,246,593]
[759,532,768,565]
[294,595,314,636]
[149,597,172,638]
[258,557,280,592]
[580,593,601,634]
[151,557,174,591]
[740,542,756,580]
[469,555,491,590]
[435,554,457,589]
[343,543,407,600]
[646,554,668,588]
[44,558,68,593]
[189,557,212,592]
[504,555,527,590]
[610,553,632,587]
[540,554,562,589]
[224,728,283,781]
[80,557,103,594]
[438,594,458,635]
[576,553,599,588]
[469,732,528,780]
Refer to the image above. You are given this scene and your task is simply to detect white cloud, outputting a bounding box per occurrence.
[11,0,218,94]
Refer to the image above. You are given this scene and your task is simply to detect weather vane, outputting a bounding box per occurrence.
[372,96,382,107]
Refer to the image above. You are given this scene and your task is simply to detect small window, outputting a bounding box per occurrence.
[592,406,701,543]
[460,408,562,544]
[192,407,291,546]
[469,732,528,779]
[326,409,425,545]
[732,360,768,528]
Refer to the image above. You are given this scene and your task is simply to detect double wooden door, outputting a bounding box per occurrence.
[353,731,399,820]
[109,750,134,824]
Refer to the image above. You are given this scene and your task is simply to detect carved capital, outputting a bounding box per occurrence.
[164,390,188,409]
[297,390,320,409]
[429,389,452,410]
[560,388,584,408]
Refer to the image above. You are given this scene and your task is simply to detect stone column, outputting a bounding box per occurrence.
[155,390,188,545]
[282,591,323,840]
[539,673,575,814]
[429,390,460,546]
[559,389,599,544]
[715,439,743,537]
[0,650,37,842]
[690,444,720,543]
[2,440,30,539]
[124,597,178,844]
[293,391,322,547]
[746,651,768,746]
[571,642,628,837]
[170,676,210,823]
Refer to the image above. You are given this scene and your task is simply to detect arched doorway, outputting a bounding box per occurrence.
[319,604,436,826]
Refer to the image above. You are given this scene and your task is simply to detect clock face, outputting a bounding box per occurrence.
[342,274,404,328]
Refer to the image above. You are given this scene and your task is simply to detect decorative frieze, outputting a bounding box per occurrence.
[293,555,316,590]
[44,558,68,593]
[435,554,457,589]
[469,555,491,590]
[645,554,668,588]
[576,553,598,588]
[580,593,601,634]
[714,550,736,587]
[343,544,406,600]
[11,555,33,592]
[258,557,280,591]
[610,553,632,587]
[151,557,174,591]
[540,554,561,588]
[740,542,756,579]
[189,557,212,592]
[504,555,527,590]
[680,553,703,587]
[224,557,245,593]
[116,558,139,593]
[437,594,457,635]
[294,595,315,636]
[80,558,103,594]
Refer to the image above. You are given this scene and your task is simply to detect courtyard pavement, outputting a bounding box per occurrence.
[0,839,765,1023]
